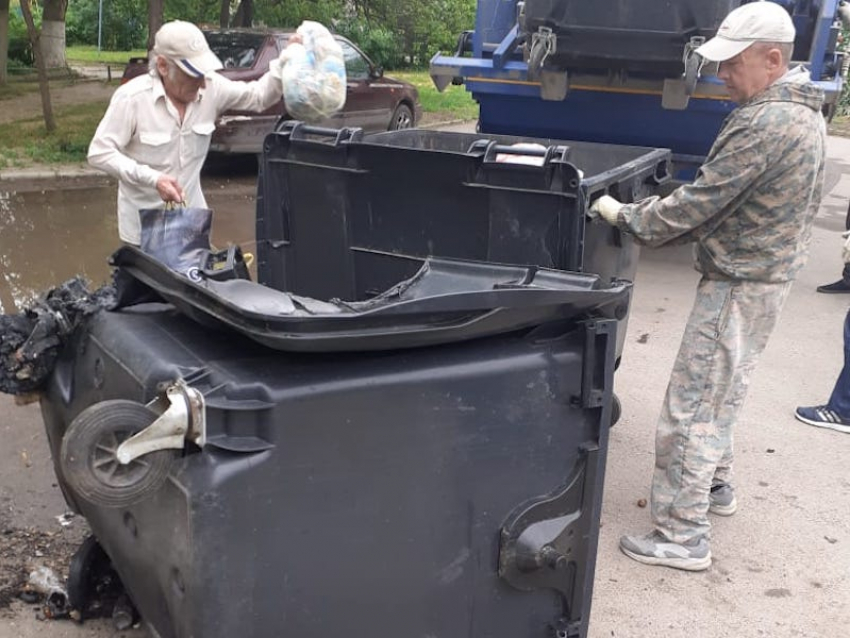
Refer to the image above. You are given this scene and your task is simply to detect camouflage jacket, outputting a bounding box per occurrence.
[617,67,826,283]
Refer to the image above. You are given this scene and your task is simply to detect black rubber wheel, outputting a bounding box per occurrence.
[389,104,414,131]
[60,400,175,508]
[683,54,700,96]
[527,40,547,81]
[610,393,622,427]
[67,536,124,618]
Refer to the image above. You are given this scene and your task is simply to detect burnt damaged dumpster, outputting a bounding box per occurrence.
[256,122,670,366]
[38,125,671,638]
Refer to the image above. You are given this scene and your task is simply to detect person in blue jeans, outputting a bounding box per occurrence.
[796,307,850,433]
[816,202,850,293]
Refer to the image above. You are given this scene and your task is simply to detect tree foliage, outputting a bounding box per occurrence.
[7,0,37,66]
[66,0,147,50]
[63,0,476,69]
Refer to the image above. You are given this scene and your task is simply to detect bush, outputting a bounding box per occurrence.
[343,1,476,69]
[7,39,34,66]
[8,4,36,66]
[66,0,147,50]
[335,19,403,69]
[252,0,346,30]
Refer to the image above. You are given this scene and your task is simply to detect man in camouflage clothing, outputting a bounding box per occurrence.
[591,2,826,571]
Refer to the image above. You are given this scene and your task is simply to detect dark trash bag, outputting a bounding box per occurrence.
[139,206,212,279]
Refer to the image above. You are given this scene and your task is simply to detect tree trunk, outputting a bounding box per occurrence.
[147,0,165,52]
[0,0,9,86]
[233,0,253,28]
[19,0,55,132]
[220,0,230,28]
[41,0,67,68]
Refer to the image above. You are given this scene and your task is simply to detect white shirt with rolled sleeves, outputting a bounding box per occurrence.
[88,60,284,245]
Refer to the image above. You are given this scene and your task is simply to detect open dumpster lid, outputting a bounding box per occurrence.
[111,246,631,353]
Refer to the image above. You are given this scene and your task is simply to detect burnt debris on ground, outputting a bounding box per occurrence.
[0,517,137,626]
[0,521,83,618]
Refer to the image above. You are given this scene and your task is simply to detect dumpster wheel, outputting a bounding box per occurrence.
[683,54,701,96]
[67,535,131,622]
[61,400,176,508]
[610,393,622,427]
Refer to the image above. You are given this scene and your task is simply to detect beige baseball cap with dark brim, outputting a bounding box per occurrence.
[696,1,796,62]
[155,20,223,78]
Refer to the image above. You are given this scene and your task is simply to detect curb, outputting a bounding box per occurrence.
[0,165,113,190]
[0,166,99,180]
[0,165,105,180]
[419,118,475,130]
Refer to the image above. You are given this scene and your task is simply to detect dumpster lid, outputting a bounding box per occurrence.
[111,247,631,353]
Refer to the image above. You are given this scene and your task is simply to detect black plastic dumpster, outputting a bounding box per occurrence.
[37,125,670,638]
[519,0,740,75]
[42,266,625,638]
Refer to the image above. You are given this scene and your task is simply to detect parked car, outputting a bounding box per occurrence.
[121,28,422,154]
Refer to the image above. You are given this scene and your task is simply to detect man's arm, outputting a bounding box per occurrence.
[87,91,163,190]
[617,118,769,248]
[87,90,188,203]
[212,56,287,114]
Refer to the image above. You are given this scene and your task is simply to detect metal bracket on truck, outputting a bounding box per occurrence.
[115,380,206,464]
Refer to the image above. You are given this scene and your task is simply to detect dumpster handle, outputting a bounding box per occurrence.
[581,319,617,411]
[479,140,570,166]
[275,120,364,147]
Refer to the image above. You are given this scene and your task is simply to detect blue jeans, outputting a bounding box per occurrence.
[827,308,850,417]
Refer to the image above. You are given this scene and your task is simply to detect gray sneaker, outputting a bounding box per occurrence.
[709,482,738,516]
[619,531,712,571]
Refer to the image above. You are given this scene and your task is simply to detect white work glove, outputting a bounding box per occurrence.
[842,230,850,264]
[589,194,623,225]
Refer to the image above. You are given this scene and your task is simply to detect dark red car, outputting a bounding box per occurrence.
[122,28,422,154]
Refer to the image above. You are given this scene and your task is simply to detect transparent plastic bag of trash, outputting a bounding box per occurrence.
[280,21,346,122]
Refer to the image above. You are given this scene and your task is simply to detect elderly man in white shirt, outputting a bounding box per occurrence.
[88,20,296,245]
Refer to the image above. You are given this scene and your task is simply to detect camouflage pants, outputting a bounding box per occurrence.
[651,277,792,543]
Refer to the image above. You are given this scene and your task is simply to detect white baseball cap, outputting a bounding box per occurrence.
[154,21,222,78]
[696,2,796,62]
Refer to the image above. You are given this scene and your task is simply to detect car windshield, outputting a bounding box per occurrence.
[204,32,266,69]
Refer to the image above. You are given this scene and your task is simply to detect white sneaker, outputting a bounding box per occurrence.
[709,483,738,516]
[619,531,711,571]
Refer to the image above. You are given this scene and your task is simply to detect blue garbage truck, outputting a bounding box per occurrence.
[430,0,846,178]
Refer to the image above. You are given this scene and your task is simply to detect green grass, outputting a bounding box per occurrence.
[0,100,110,168]
[0,70,91,101]
[0,65,475,168]
[66,45,147,65]
[391,70,478,122]
[0,80,36,100]
[829,115,850,138]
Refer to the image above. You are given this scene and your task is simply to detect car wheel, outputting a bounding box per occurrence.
[390,104,414,130]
